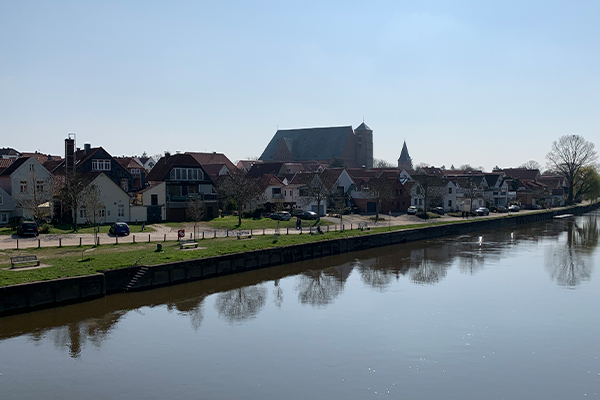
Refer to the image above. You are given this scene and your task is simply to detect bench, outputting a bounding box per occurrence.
[10,255,40,269]
[179,240,198,249]
[237,231,252,240]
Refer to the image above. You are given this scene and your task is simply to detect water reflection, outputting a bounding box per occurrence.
[295,262,353,307]
[214,285,268,323]
[2,211,599,358]
[545,215,599,288]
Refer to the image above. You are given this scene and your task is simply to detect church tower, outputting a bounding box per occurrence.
[354,122,373,169]
[397,141,412,170]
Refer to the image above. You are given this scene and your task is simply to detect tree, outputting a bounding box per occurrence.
[216,170,264,226]
[79,183,104,243]
[373,158,395,168]
[329,157,347,168]
[186,198,205,239]
[458,177,483,212]
[57,172,92,232]
[546,135,598,204]
[14,169,54,221]
[413,175,446,211]
[573,166,600,202]
[299,171,335,222]
[366,173,395,221]
[519,160,541,170]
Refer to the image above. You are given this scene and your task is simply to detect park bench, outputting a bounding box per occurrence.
[179,240,198,249]
[10,255,40,269]
[237,231,252,240]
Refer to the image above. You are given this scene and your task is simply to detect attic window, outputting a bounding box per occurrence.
[92,159,111,171]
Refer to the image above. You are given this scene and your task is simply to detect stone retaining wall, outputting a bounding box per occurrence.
[2,203,598,316]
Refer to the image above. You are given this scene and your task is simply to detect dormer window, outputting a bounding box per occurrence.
[92,159,111,171]
[169,168,203,181]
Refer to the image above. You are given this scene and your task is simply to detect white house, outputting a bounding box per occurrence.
[0,187,16,224]
[77,173,131,225]
[0,157,53,219]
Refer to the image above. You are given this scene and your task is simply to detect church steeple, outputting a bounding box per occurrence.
[397,141,413,170]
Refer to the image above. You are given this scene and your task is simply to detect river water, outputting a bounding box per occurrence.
[1,212,599,399]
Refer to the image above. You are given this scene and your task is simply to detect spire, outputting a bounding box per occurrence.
[397,141,413,170]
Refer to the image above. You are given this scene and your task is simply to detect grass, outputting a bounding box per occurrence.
[204,215,332,230]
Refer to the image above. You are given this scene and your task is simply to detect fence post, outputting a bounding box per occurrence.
[16,239,18,249]
[164,234,166,242]
[38,239,41,248]
[250,229,253,236]
[148,234,151,243]
[351,223,352,230]
[263,228,265,235]
[202,231,205,240]
[59,238,62,247]
[287,227,289,235]
[116,236,118,244]
[79,237,82,246]
[133,235,136,243]
[227,230,229,237]
[214,230,217,238]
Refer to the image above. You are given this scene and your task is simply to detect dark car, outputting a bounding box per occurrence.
[432,207,445,215]
[496,206,508,213]
[270,211,291,221]
[17,221,39,237]
[508,205,520,212]
[109,222,130,236]
[475,207,490,216]
[299,210,318,220]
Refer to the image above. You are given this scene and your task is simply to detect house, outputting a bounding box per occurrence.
[132,182,167,223]
[186,151,237,171]
[0,147,21,159]
[135,154,157,171]
[76,173,131,225]
[0,157,53,220]
[260,123,373,169]
[347,169,412,213]
[115,157,146,192]
[0,186,16,224]
[146,153,218,221]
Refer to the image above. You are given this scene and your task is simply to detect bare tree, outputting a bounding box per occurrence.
[58,172,92,232]
[373,158,395,168]
[80,183,104,242]
[519,160,541,170]
[413,175,446,211]
[366,173,395,221]
[546,134,598,204]
[216,170,264,226]
[186,198,205,239]
[14,169,54,221]
[458,177,483,212]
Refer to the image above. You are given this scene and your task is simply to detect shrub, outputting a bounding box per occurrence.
[38,223,51,234]
[416,211,429,219]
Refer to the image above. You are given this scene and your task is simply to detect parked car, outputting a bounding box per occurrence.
[432,207,445,215]
[17,221,39,237]
[109,222,130,236]
[496,206,508,213]
[407,206,418,215]
[299,210,318,220]
[508,205,520,212]
[270,211,291,221]
[475,207,490,216]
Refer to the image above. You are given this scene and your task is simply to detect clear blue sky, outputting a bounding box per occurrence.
[1,1,598,171]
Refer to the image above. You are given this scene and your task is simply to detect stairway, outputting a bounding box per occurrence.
[123,266,149,292]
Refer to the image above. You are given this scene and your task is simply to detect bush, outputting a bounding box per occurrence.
[38,223,51,234]
[416,211,429,219]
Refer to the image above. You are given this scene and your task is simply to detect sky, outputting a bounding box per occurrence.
[1,1,599,171]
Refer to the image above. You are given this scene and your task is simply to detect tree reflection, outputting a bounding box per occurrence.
[214,285,267,323]
[273,279,284,308]
[295,267,347,307]
[171,296,207,331]
[49,311,126,358]
[546,216,598,288]
[409,248,451,285]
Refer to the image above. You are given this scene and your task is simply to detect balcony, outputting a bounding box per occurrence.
[167,193,218,204]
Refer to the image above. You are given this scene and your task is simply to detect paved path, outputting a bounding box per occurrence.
[0,208,557,250]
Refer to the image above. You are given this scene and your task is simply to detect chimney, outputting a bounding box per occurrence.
[84,143,91,154]
[65,136,76,176]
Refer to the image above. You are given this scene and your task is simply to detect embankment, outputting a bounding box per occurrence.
[2,203,598,316]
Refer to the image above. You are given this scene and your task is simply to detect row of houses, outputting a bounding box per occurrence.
[0,140,568,226]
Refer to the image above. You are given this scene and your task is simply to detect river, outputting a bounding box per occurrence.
[1,212,599,399]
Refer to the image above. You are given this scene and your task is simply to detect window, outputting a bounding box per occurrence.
[36,181,44,192]
[131,168,141,175]
[92,159,111,171]
[0,195,2,205]
[29,164,35,171]
[80,208,86,218]
[121,179,128,192]
[98,209,106,218]
[118,204,124,217]
[448,200,452,207]
[448,187,453,194]
[151,194,158,205]
[169,168,203,181]
[0,213,7,223]
[20,181,27,193]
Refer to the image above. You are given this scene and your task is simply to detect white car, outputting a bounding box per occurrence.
[407,206,419,215]
[508,205,520,212]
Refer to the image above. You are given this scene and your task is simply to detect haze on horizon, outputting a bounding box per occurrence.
[1,1,598,171]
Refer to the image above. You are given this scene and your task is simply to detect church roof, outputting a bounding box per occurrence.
[355,122,371,131]
[260,126,354,162]
[398,141,411,162]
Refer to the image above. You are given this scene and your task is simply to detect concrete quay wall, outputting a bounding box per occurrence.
[2,203,597,316]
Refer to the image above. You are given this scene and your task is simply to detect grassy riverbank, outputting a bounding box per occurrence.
[0,220,460,287]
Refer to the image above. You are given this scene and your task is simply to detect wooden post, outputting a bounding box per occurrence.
[38,239,41,248]
[164,234,166,242]
[79,237,82,246]
[202,231,205,240]
[116,236,118,244]
[59,238,62,247]
[133,235,136,243]
[148,234,151,243]
[16,239,18,249]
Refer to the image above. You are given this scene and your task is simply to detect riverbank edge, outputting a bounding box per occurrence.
[2,203,598,316]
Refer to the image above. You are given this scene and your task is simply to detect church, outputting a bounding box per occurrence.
[259,122,373,168]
